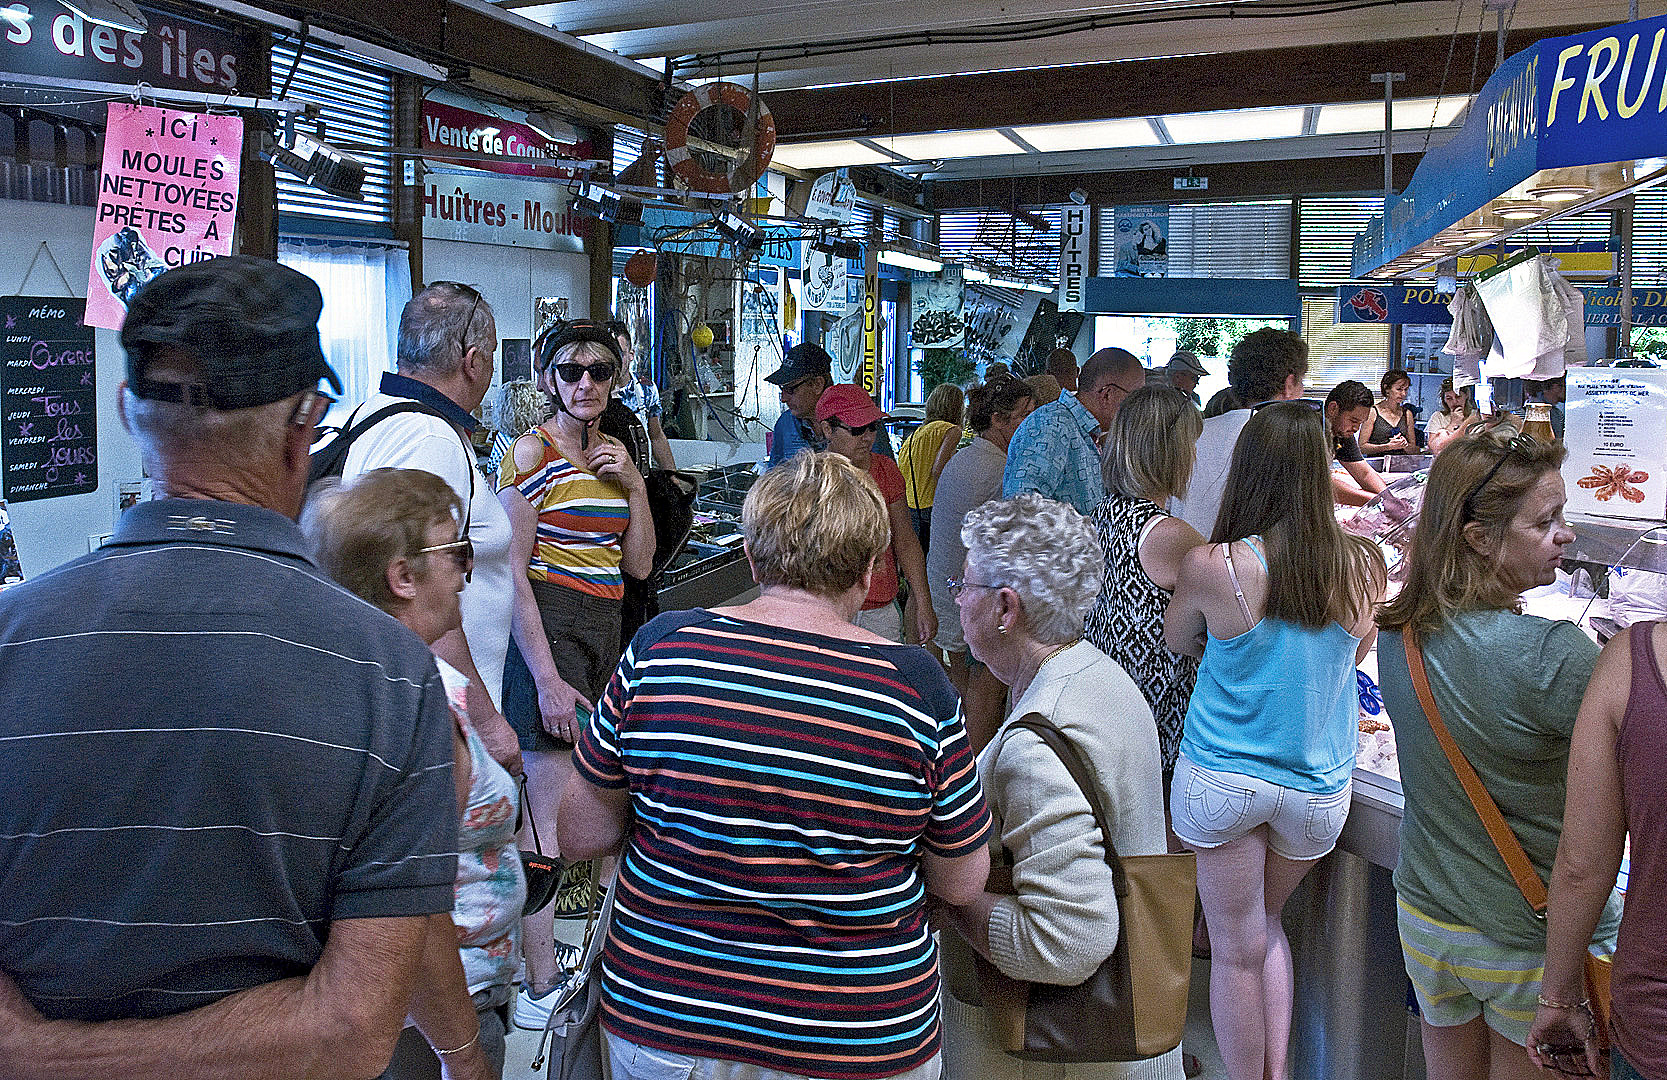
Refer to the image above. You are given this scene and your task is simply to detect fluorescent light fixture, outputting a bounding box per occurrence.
[875,129,1026,161]
[771,141,897,170]
[1162,106,1304,144]
[1493,201,1543,220]
[59,0,146,33]
[1007,117,1161,153]
[988,276,1028,290]
[962,266,991,282]
[878,249,943,273]
[1314,95,1470,135]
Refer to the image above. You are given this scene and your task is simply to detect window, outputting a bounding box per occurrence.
[1297,197,1385,288]
[270,38,394,228]
[1634,188,1667,286]
[936,208,1063,283]
[1094,200,1291,278]
[277,239,411,420]
[1301,295,1389,391]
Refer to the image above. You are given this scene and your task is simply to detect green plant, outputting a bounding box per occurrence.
[917,347,976,390]
[1630,327,1667,362]
[1174,318,1228,357]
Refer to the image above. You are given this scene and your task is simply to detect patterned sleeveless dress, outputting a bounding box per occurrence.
[1082,493,1199,771]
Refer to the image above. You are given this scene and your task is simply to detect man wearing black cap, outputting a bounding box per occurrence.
[0,256,466,1078]
[764,343,892,468]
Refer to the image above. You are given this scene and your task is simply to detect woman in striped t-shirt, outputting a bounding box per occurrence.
[498,320,655,1017]
[560,452,992,1080]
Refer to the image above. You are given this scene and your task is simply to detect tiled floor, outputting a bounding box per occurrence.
[500,952,1228,1078]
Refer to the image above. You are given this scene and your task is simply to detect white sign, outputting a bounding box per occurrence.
[1566,368,1667,521]
[801,244,848,313]
[805,168,856,224]
[420,168,586,251]
[1058,204,1090,313]
[1174,176,1209,191]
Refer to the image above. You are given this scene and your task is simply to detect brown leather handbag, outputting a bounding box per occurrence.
[1403,635,1613,1045]
[943,712,1196,1062]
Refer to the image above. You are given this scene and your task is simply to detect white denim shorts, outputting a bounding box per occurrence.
[1169,753,1351,861]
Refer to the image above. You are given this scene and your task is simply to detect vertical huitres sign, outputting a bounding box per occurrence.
[85,103,243,331]
[1566,369,1667,521]
[1058,205,1090,313]
[2,297,97,503]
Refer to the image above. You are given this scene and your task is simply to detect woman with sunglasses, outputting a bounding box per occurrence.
[303,468,524,1080]
[1163,402,1385,1080]
[497,320,655,1024]
[1376,432,1618,1080]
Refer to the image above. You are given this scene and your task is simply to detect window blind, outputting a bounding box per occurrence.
[1635,189,1667,286]
[1511,208,1612,251]
[271,38,393,227]
[1297,197,1385,288]
[1301,295,1389,390]
[1094,200,1291,278]
[936,208,1063,282]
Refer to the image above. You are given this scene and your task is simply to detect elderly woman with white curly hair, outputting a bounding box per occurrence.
[937,493,1183,1080]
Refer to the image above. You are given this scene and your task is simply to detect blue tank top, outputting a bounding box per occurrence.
[1179,539,1361,794]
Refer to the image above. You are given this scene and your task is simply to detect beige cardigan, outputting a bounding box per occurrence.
[980,640,1169,985]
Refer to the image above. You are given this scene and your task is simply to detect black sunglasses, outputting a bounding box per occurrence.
[1461,434,1538,522]
[415,536,474,583]
[553,361,618,384]
[831,419,879,438]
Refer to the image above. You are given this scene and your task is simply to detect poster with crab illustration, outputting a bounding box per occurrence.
[1566,369,1667,521]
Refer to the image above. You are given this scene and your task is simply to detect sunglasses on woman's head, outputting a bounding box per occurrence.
[553,361,618,384]
[1461,434,1538,522]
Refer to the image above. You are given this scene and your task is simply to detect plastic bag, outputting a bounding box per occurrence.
[1476,256,1567,380]
[1542,273,1588,375]
[1444,284,1493,368]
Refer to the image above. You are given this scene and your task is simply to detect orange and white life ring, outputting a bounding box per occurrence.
[663,82,776,195]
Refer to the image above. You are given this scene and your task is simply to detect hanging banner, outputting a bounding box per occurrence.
[1058,204,1090,311]
[1114,204,1168,278]
[420,90,587,179]
[861,249,880,394]
[909,266,965,349]
[85,103,242,331]
[833,309,864,385]
[420,169,585,251]
[802,244,848,312]
[805,168,857,224]
[1566,369,1667,521]
[0,5,252,92]
[1336,284,1667,327]
[2,296,97,503]
[962,285,1042,368]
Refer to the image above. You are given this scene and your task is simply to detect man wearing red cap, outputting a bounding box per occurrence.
[816,384,937,646]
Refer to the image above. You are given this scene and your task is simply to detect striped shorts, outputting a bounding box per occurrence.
[1396,895,1548,1045]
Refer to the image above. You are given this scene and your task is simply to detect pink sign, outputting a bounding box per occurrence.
[86,103,243,331]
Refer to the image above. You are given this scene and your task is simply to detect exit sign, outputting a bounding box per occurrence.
[1173,176,1208,190]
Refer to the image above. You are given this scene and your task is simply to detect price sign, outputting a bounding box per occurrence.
[2,296,97,503]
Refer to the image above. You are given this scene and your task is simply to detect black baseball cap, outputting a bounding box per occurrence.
[121,255,341,410]
[766,342,833,386]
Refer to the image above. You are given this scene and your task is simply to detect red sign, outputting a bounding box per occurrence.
[420,98,587,179]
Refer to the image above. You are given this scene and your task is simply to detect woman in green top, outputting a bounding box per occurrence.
[1376,432,1619,1080]
[896,382,965,554]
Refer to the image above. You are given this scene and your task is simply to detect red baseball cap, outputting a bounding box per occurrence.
[815,383,889,428]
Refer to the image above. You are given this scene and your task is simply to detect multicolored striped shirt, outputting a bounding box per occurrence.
[574,609,991,1079]
[496,426,630,600]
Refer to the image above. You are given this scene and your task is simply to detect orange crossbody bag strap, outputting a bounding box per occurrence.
[1402,632,1548,916]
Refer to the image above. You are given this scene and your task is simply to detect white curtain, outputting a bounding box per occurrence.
[278,239,412,424]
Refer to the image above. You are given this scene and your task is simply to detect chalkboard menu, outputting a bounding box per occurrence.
[2,296,97,503]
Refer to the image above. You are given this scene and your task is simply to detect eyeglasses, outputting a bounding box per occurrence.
[415,536,474,583]
[292,388,337,430]
[1462,434,1538,522]
[553,361,618,384]
[945,576,1006,600]
[781,375,823,395]
[830,419,879,438]
[1095,378,1139,398]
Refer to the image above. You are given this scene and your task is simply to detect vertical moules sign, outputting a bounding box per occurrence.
[2,296,97,502]
[86,103,243,331]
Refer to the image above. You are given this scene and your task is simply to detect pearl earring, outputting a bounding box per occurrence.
[997,623,1007,635]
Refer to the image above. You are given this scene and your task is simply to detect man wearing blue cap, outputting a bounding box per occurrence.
[765,343,892,468]
[0,256,467,1079]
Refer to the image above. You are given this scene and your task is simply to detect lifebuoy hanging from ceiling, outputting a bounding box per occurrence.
[663,81,777,195]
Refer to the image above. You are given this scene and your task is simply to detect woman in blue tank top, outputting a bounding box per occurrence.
[1164,401,1386,1080]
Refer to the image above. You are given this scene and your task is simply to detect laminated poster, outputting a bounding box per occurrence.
[801,245,848,313]
[909,266,965,349]
[1566,369,1667,521]
[1114,204,1169,279]
[86,104,243,331]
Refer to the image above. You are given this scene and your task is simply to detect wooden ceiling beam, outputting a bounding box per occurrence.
[927,153,1425,210]
[766,23,1603,140]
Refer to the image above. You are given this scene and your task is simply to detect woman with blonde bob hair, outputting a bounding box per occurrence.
[1375,433,1618,1080]
[1085,385,1206,779]
[1163,402,1384,1080]
[939,493,1183,1080]
[303,468,525,1080]
[556,451,993,1080]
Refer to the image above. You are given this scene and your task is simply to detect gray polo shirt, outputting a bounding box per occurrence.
[0,499,457,1021]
